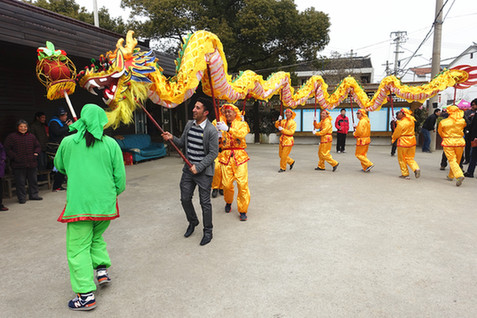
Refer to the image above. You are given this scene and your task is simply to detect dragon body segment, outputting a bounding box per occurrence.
[77,30,476,128]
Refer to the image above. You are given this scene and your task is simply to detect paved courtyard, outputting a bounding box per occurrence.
[1,143,476,317]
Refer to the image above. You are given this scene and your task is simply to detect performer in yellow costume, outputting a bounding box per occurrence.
[438,105,466,186]
[216,104,250,221]
[211,117,224,198]
[313,109,339,171]
[391,109,420,180]
[275,108,296,172]
[353,109,374,172]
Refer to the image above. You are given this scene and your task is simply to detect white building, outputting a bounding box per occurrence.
[438,44,477,108]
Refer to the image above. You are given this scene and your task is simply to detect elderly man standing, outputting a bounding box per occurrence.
[438,105,466,186]
[391,109,420,180]
[275,108,297,172]
[353,109,374,172]
[162,97,218,245]
[313,109,339,171]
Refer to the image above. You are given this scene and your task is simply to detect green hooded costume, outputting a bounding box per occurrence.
[54,104,126,294]
[55,104,126,222]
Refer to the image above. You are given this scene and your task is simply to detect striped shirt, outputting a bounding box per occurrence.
[187,121,206,164]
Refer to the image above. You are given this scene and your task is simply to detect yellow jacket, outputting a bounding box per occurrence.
[218,104,250,166]
[392,109,416,147]
[313,113,333,143]
[274,110,296,147]
[353,110,371,146]
[438,105,466,147]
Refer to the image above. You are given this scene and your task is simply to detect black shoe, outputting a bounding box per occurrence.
[225,203,231,213]
[212,189,218,198]
[30,196,43,200]
[314,167,325,171]
[440,166,446,170]
[53,187,66,192]
[464,172,474,178]
[19,199,26,204]
[184,221,199,238]
[289,161,295,170]
[333,163,339,172]
[239,213,247,221]
[219,189,224,196]
[278,169,285,173]
[200,232,212,246]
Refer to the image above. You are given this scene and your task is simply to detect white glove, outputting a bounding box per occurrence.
[312,129,316,135]
[278,115,282,121]
[278,126,283,131]
[241,115,245,121]
[216,121,229,132]
[313,116,317,122]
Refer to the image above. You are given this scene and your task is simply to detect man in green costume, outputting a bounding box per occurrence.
[54,104,126,311]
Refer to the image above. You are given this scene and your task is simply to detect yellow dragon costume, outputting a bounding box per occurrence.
[76,31,477,128]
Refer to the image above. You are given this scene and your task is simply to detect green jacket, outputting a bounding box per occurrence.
[54,104,126,223]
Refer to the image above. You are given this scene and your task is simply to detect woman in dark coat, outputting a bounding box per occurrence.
[4,120,43,203]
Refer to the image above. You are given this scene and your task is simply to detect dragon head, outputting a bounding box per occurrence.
[77,31,161,128]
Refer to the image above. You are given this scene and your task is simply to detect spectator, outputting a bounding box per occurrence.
[4,120,43,204]
[390,116,397,156]
[0,142,8,211]
[421,108,441,153]
[464,99,477,177]
[335,108,349,153]
[463,99,477,164]
[30,111,49,172]
[49,107,72,191]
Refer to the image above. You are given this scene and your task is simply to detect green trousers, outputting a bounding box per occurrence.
[66,221,111,293]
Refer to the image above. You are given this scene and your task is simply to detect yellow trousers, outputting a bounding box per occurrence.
[212,158,223,190]
[444,146,464,179]
[318,142,338,169]
[278,145,294,170]
[397,146,419,176]
[220,161,250,213]
[355,145,373,170]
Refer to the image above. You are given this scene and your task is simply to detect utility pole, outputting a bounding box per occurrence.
[390,31,407,76]
[93,0,99,27]
[429,0,443,151]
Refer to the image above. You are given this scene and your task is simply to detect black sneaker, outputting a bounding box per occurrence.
[314,167,325,171]
[289,161,295,170]
[219,189,224,196]
[239,213,247,221]
[53,187,66,192]
[225,203,231,213]
[332,163,339,172]
[212,189,218,198]
[96,268,111,285]
[278,169,285,173]
[30,196,43,200]
[68,292,96,311]
[464,172,474,178]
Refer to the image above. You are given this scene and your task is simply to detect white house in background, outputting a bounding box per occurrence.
[438,43,477,108]
[295,56,374,85]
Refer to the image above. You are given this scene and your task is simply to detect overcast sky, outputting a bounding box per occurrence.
[77,0,476,82]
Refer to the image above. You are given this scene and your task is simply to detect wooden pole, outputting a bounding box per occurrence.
[140,103,192,168]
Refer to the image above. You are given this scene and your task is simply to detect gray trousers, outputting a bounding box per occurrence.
[13,167,39,201]
[180,170,213,233]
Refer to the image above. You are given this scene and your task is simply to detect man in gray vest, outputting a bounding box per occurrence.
[162,97,219,246]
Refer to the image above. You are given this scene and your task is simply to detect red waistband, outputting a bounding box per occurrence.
[223,148,245,150]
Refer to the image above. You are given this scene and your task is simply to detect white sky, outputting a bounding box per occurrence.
[77,0,477,82]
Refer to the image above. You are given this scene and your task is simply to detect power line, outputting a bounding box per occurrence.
[400,0,453,78]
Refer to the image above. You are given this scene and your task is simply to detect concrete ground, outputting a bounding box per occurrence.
[1,143,476,317]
